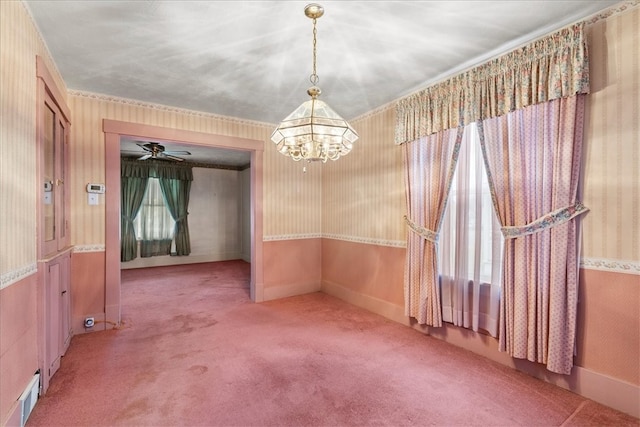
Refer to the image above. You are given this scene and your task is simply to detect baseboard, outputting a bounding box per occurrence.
[515,360,640,418]
[320,281,639,419]
[547,365,639,418]
[252,279,264,302]
[263,281,320,301]
[321,280,408,326]
[120,253,242,269]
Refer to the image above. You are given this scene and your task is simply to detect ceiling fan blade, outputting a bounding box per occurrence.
[161,154,185,162]
[136,142,154,152]
[163,150,191,155]
[137,154,152,160]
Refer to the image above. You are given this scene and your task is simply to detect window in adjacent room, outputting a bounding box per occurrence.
[133,178,175,257]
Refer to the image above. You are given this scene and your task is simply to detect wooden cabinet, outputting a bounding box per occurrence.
[40,249,72,384]
[36,55,72,394]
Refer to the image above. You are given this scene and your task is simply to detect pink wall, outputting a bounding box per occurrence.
[71,252,106,333]
[263,239,322,300]
[576,269,640,384]
[0,274,39,423]
[322,239,404,307]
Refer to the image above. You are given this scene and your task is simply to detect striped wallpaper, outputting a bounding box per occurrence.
[0,1,67,282]
[582,4,640,264]
[322,106,406,247]
[262,132,323,239]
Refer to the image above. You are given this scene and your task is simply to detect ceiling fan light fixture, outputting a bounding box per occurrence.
[271,3,358,163]
[134,142,191,162]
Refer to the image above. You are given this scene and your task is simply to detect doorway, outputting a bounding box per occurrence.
[103,119,264,326]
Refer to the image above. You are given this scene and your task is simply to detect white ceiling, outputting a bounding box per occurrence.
[24,1,620,166]
[119,137,252,168]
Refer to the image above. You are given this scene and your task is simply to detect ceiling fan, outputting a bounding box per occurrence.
[132,142,191,162]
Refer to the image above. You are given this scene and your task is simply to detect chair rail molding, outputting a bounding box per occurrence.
[73,245,106,253]
[580,257,640,275]
[0,263,38,290]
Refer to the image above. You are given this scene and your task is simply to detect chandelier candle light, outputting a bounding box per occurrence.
[271,3,358,163]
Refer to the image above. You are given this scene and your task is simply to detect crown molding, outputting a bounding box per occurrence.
[67,90,274,130]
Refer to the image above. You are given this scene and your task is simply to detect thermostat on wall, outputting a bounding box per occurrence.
[86,183,105,194]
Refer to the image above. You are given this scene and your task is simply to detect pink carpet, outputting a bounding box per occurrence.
[27,260,638,426]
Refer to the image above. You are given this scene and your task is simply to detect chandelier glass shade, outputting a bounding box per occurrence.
[271,3,358,162]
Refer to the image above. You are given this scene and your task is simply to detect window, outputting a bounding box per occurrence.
[439,124,503,336]
[133,178,175,257]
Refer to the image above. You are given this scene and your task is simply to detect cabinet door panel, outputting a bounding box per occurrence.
[47,262,62,379]
[60,254,72,354]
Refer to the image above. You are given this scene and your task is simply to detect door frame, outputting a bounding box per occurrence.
[103,119,264,326]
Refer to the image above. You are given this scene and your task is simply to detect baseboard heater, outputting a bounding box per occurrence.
[18,372,40,426]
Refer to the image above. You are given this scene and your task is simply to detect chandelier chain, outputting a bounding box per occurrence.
[310,18,319,86]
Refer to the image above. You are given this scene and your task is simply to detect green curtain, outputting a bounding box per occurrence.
[158,178,192,256]
[120,174,148,262]
[121,158,194,180]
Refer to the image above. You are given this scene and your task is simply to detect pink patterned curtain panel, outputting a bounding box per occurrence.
[403,127,463,326]
[478,95,588,374]
[395,23,589,144]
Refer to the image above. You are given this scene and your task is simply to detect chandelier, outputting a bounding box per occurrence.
[271,3,358,163]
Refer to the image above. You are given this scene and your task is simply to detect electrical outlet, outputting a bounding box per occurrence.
[84,317,95,328]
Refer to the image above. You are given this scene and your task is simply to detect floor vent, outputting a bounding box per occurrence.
[18,373,40,426]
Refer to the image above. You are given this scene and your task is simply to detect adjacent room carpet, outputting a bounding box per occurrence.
[27,260,638,426]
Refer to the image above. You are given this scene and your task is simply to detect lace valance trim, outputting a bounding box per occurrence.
[501,202,589,239]
[404,216,439,243]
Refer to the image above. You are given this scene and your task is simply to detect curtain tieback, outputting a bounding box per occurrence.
[404,215,439,243]
[501,201,589,239]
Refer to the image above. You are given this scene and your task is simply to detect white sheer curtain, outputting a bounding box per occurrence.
[134,178,175,257]
[440,124,503,337]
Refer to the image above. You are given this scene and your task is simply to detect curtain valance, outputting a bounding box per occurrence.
[121,158,193,181]
[395,23,589,144]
